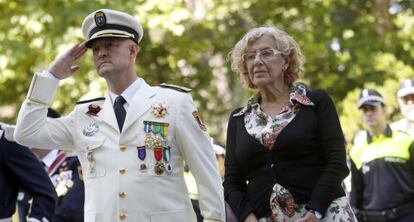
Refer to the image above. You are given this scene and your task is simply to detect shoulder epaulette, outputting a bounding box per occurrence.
[76,97,105,105]
[160,83,192,93]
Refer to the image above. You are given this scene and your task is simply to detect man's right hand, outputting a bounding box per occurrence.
[47,42,87,79]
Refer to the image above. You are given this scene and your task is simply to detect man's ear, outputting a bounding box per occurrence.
[130,44,140,57]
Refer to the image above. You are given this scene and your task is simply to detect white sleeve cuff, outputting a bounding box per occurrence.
[26,72,60,106]
[37,70,60,80]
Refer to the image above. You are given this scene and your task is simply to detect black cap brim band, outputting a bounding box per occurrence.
[87,24,140,47]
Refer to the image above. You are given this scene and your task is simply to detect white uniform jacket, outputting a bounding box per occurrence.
[14,73,225,222]
[391,118,414,137]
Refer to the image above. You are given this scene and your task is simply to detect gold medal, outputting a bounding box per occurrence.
[145,134,155,149]
[154,162,165,175]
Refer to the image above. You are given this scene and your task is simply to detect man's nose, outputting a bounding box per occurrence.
[98,48,108,57]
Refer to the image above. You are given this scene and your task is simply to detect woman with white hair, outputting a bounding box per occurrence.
[223,27,356,222]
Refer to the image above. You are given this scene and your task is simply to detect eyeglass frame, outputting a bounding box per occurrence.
[241,48,284,64]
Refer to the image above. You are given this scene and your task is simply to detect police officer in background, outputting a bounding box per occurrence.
[391,78,414,136]
[0,123,57,222]
[14,8,224,222]
[350,89,414,222]
[18,108,84,222]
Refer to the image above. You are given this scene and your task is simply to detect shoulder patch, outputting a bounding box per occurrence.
[160,83,192,93]
[76,97,105,105]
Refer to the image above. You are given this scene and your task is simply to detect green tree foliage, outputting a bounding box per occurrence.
[1,0,413,144]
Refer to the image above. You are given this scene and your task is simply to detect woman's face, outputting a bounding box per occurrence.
[244,34,287,89]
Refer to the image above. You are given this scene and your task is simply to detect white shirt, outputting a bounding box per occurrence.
[108,78,142,111]
[41,149,59,169]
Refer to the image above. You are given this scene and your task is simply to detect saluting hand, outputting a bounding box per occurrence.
[48,42,87,79]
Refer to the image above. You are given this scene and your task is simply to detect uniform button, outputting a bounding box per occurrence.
[119,191,126,198]
[119,168,126,174]
[120,144,127,151]
[119,212,127,220]
[270,163,274,168]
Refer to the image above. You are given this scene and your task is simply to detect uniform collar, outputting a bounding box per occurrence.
[42,149,59,168]
[367,125,392,144]
[109,78,142,106]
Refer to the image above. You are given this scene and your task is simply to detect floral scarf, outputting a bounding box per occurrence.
[233,83,314,150]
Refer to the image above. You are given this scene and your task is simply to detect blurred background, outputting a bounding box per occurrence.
[0,0,413,146]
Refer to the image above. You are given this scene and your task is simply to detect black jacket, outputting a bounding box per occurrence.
[18,153,85,222]
[223,89,349,221]
[0,133,57,220]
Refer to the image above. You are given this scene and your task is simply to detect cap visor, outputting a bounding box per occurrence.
[85,34,132,48]
[397,88,414,98]
[358,101,383,109]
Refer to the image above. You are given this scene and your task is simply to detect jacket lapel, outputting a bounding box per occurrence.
[99,92,119,132]
[122,81,156,133]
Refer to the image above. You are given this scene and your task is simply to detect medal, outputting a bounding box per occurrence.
[160,124,169,138]
[143,121,170,137]
[86,151,95,173]
[145,134,155,149]
[154,135,163,148]
[154,161,165,175]
[154,147,164,175]
[137,146,148,172]
[163,146,172,173]
[144,121,151,133]
[83,122,99,136]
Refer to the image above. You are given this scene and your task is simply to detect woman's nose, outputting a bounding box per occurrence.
[253,53,263,65]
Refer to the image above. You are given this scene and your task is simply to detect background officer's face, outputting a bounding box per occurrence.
[360,104,386,127]
[399,94,414,121]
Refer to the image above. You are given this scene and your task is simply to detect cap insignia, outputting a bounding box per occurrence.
[94,11,106,27]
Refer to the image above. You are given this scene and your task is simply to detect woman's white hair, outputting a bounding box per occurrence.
[228,27,305,89]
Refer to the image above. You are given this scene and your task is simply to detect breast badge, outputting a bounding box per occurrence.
[151,102,169,118]
[83,122,99,137]
[86,104,102,116]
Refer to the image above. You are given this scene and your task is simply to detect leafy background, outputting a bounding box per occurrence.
[1,0,413,148]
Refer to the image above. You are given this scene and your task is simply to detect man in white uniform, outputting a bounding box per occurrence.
[391,78,414,136]
[14,8,225,222]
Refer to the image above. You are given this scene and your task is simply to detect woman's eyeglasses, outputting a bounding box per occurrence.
[242,48,283,64]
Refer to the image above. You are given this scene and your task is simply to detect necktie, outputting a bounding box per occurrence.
[114,96,127,132]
